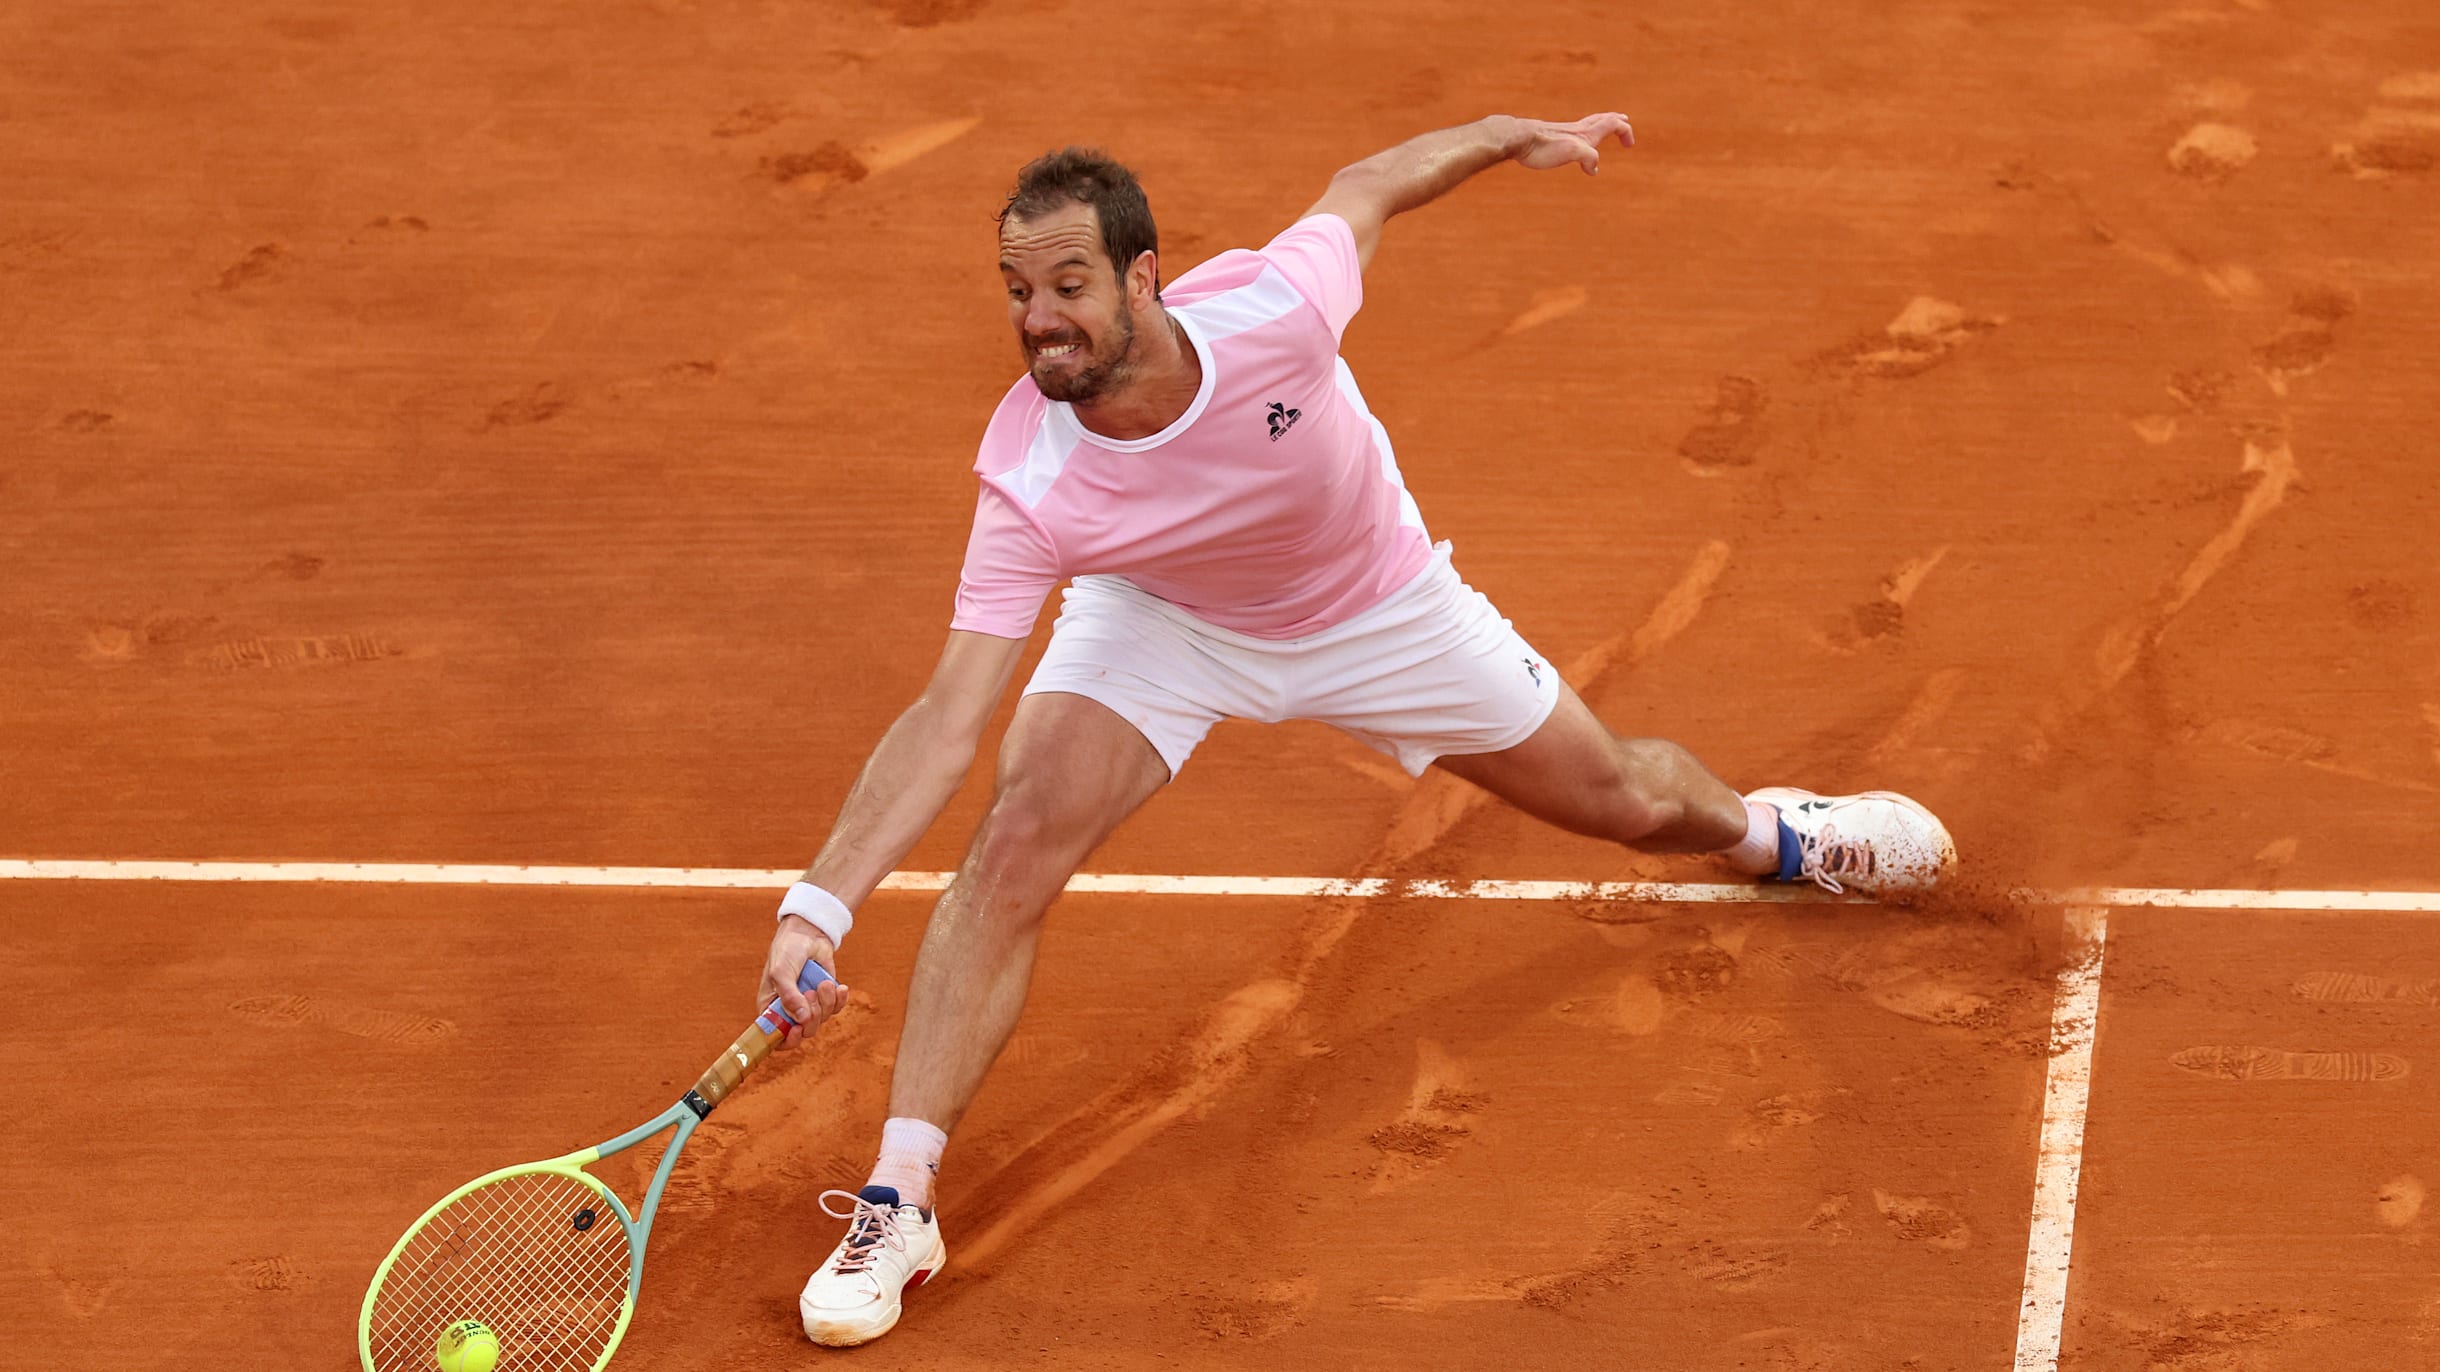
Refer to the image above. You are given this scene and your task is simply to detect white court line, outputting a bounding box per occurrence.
[2,859,2439,911]
[2013,906,2109,1372]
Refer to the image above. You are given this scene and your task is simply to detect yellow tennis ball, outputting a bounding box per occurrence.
[434,1319,499,1372]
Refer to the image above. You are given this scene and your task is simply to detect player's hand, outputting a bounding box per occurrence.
[1505,112,1635,174]
[759,914,849,1049]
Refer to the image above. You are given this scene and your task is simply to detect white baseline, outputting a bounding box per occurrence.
[2,859,2438,911]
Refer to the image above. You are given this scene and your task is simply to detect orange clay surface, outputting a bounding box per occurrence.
[5,0,2439,1368]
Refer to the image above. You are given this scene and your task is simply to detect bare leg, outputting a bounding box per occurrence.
[887,691,1170,1131]
[1430,681,1746,852]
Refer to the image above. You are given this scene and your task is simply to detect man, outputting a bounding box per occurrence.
[757,112,1956,1347]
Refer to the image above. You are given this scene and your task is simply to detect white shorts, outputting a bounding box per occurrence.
[1023,542,1561,778]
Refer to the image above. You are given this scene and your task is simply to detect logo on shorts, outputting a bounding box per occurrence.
[1524,657,1545,686]
[1265,401,1301,441]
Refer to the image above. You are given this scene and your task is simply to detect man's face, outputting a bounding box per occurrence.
[1000,202,1138,404]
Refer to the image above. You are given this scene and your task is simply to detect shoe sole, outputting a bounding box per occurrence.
[801,1240,947,1348]
[1856,791,1961,873]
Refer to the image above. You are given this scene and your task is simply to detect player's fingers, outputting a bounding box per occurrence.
[775,962,814,1026]
[1577,112,1632,149]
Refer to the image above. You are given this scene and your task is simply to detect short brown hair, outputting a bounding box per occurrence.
[999,147,1160,296]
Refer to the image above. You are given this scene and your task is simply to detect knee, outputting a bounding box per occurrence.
[971,791,1051,873]
[966,781,1092,898]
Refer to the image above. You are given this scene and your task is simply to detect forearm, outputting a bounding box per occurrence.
[1307,112,1628,268]
[1327,116,1524,221]
[801,699,980,908]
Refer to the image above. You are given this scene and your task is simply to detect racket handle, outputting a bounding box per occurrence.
[766,959,840,1032]
[688,961,838,1115]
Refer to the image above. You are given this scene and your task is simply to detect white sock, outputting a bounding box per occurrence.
[866,1117,947,1210]
[1723,799,1783,876]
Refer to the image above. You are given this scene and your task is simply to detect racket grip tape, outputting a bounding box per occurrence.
[689,961,839,1115]
[762,960,839,1033]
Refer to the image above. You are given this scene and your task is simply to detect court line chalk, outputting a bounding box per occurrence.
[3,860,2439,912]
[2012,905,2108,1372]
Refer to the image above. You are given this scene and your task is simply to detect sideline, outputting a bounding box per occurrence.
[2012,906,2109,1371]
[4,859,2440,911]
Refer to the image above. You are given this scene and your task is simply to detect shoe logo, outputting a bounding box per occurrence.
[1266,401,1301,441]
[1523,657,1545,686]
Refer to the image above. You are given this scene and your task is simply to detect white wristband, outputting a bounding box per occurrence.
[777,881,853,948]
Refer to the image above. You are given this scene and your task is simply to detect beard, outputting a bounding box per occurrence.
[1027,307,1136,404]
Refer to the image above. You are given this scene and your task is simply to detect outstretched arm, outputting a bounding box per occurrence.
[1302,113,1635,268]
[754,628,1026,1045]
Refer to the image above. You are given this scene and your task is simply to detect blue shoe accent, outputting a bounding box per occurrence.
[1771,816,1805,883]
[854,1183,930,1221]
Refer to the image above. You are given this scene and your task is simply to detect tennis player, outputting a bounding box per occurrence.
[755,112,1956,1346]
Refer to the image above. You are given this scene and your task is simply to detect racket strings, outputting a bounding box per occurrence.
[366,1170,635,1372]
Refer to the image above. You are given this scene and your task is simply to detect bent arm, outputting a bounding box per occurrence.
[1303,112,1634,268]
[798,628,1027,908]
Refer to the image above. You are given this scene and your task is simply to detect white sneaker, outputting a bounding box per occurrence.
[1746,787,1957,895]
[799,1185,946,1347]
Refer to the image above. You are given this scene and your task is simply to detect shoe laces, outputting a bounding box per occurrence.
[1795,823,1876,895]
[818,1189,910,1275]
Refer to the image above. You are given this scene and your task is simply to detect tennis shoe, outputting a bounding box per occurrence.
[800,1185,945,1347]
[1747,787,1956,896]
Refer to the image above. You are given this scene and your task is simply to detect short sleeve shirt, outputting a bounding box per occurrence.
[951,213,1432,641]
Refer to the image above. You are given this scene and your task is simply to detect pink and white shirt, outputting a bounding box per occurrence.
[951,213,1433,641]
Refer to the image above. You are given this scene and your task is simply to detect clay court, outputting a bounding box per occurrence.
[6,0,2439,1367]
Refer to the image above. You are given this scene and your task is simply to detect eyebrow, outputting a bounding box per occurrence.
[999,255,1096,274]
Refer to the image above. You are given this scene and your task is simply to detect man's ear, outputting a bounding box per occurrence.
[1126,249,1160,308]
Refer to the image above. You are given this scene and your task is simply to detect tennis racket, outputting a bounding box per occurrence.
[357,960,837,1372]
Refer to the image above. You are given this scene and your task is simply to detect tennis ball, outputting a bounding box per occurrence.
[434,1319,499,1372]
